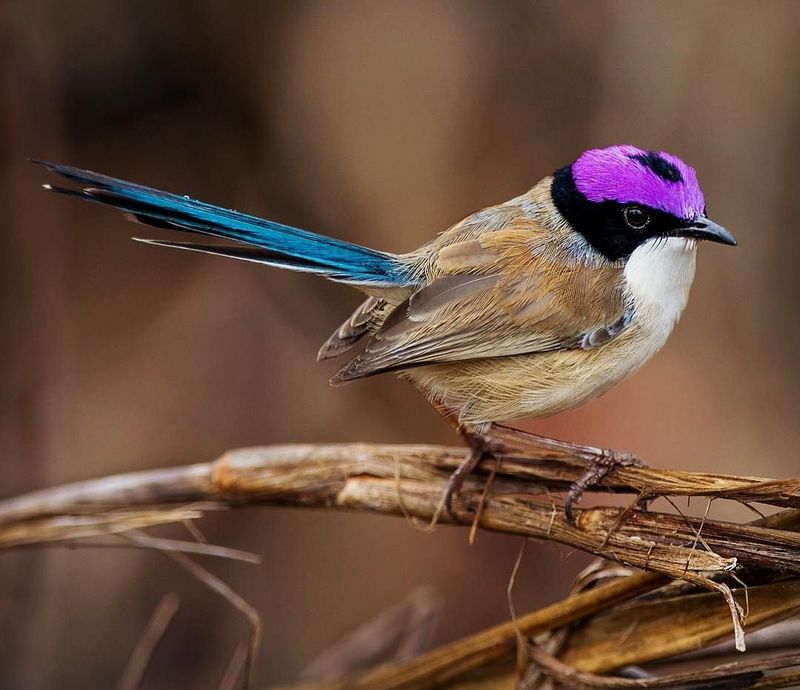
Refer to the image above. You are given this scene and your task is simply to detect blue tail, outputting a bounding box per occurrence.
[36,161,411,287]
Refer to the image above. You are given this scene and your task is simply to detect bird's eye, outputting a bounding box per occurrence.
[623,206,650,230]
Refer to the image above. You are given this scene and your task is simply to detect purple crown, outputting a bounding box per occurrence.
[571,145,705,220]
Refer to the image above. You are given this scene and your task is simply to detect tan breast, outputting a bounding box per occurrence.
[406,237,698,431]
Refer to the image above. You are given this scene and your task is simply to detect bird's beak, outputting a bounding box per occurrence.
[678,217,737,246]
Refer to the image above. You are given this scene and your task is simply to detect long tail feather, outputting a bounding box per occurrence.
[36,161,410,287]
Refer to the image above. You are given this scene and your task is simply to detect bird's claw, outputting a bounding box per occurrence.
[564,449,644,525]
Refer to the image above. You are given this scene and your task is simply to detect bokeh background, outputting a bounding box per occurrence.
[2,1,800,688]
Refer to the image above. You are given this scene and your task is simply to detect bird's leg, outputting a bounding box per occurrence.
[488,424,644,523]
[442,429,506,517]
[424,398,642,522]
[425,398,506,518]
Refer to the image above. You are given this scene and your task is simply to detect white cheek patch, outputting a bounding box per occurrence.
[624,237,697,328]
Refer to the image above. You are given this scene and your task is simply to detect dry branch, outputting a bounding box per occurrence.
[118,593,180,690]
[298,572,667,690]
[1,444,798,580]
[300,587,441,682]
[522,646,800,689]
[560,580,800,673]
[2,443,800,688]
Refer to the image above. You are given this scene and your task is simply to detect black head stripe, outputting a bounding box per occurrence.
[551,165,685,262]
[629,152,683,183]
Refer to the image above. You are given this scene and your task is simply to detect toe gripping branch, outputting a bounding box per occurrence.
[563,450,642,524]
[441,424,644,525]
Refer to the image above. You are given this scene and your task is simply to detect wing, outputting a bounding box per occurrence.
[317,296,391,361]
[332,225,630,382]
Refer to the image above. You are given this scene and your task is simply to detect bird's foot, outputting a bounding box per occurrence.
[436,421,643,526]
[443,431,505,519]
[564,448,643,525]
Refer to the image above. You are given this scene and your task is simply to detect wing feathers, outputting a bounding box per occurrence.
[317,296,389,361]
[333,229,629,383]
[407,274,500,319]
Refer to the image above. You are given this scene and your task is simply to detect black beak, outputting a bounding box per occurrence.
[678,217,737,246]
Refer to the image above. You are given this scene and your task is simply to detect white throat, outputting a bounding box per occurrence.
[624,237,697,330]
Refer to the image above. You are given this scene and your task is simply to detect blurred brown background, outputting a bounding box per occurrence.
[1,1,799,688]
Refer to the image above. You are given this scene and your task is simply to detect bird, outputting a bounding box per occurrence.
[35,145,736,521]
